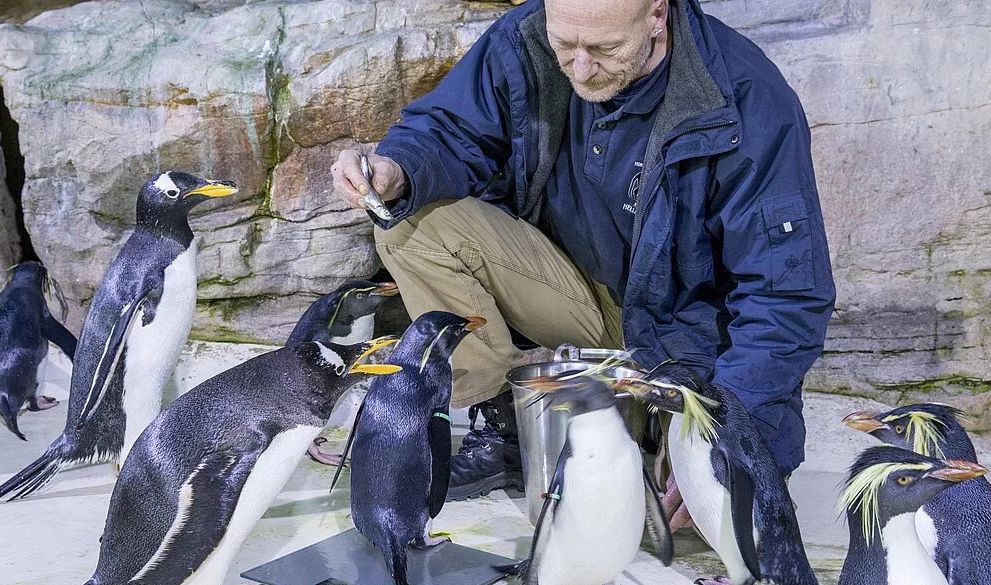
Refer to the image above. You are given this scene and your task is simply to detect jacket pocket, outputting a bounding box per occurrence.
[761,194,815,292]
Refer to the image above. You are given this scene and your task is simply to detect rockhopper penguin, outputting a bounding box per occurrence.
[844,403,991,584]
[618,364,818,585]
[0,261,77,440]
[838,445,987,585]
[502,373,674,585]
[285,280,400,465]
[82,337,400,585]
[331,311,485,585]
[0,172,237,501]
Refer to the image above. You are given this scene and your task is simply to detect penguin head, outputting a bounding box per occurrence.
[394,311,485,372]
[523,373,617,416]
[287,280,400,344]
[309,336,401,379]
[843,403,972,460]
[137,171,238,228]
[6,260,46,286]
[839,446,987,544]
[615,364,721,442]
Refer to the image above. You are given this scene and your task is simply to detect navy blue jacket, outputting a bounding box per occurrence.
[375,0,835,473]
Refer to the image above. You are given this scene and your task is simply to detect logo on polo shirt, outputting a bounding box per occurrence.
[623,161,643,214]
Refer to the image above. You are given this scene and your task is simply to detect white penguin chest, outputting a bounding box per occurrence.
[181,424,323,585]
[329,314,375,345]
[538,409,645,585]
[883,513,948,585]
[120,244,197,462]
[914,508,939,562]
[667,414,754,584]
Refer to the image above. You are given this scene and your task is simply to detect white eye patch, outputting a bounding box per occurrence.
[153,172,180,198]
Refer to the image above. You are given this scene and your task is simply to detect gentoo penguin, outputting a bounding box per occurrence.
[844,404,991,584]
[838,446,987,585]
[0,261,77,439]
[502,373,673,585]
[0,172,237,501]
[286,280,400,465]
[618,365,817,585]
[83,337,400,585]
[333,311,485,585]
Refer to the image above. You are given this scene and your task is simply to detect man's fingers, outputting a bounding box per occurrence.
[331,151,369,209]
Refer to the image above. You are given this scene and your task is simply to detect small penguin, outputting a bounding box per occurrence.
[82,337,400,585]
[844,404,991,584]
[0,261,77,439]
[618,365,818,585]
[502,373,673,585]
[0,172,237,501]
[286,280,399,346]
[286,280,400,465]
[838,446,987,585]
[332,311,485,585]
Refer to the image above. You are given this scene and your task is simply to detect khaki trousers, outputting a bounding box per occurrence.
[374,197,624,408]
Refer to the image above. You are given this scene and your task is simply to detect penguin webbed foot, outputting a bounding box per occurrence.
[27,395,59,411]
[307,438,346,466]
[693,578,736,585]
[412,533,450,549]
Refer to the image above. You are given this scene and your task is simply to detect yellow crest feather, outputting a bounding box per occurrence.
[882,411,948,459]
[838,460,933,544]
[640,379,721,443]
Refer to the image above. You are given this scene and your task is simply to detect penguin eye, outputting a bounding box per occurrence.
[894,425,905,434]
[166,189,179,199]
[896,475,914,486]
[666,389,678,398]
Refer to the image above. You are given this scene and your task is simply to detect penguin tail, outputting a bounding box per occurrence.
[0,435,74,501]
[494,560,529,577]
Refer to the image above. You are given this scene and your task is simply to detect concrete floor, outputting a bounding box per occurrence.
[3,342,990,585]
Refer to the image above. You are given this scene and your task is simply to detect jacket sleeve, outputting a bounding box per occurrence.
[372,20,515,228]
[708,85,836,437]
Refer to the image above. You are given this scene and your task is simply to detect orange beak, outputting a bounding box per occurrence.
[843,411,885,433]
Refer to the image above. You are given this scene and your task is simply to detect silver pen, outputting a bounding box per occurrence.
[359,154,395,221]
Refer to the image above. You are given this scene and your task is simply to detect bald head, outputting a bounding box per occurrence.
[546,0,669,102]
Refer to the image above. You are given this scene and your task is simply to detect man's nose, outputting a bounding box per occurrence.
[572,49,597,83]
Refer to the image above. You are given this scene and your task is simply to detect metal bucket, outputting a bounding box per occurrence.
[505,344,646,524]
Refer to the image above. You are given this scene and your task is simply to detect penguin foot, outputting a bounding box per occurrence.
[412,534,451,549]
[693,578,734,585]
[27,396,59,411]
[307,438,345,466]
[662,475,696,531]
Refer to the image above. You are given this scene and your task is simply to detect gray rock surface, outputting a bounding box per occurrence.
[0,129,18,270]
[0,0,988,417]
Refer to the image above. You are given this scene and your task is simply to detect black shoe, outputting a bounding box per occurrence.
[446,392,524,501]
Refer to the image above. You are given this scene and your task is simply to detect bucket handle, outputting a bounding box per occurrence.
[553,343,629,363]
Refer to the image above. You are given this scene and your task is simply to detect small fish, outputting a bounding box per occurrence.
[360,155,395,221]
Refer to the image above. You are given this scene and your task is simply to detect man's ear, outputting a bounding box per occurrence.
[652,0,669,27]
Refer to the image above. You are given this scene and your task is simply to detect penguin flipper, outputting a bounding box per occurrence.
[330,398,366,493]
[522,440,571,584]
[427,409,452,518]
[724,450,761,582]
[41,311,77,361]
[126,448,262,584]
[642,462,675,566]
[77,286,158,429]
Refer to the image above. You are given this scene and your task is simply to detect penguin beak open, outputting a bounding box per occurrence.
[348,336,401,375]
[842,411,885,433]
[372,283,400,297]
[185,179,239,199]
[464,315,487,332]
[927,460,988,483]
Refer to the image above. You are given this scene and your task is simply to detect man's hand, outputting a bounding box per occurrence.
[662,474,696,532]
[331,150,407,210]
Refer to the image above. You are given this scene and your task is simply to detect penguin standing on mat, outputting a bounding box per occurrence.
[502,373,673,585]
[618,365,818,585]
[0,172,237,501]
[286,280,400,465]
[844,404,991,584]
[0,261,77,440]
[83,337,400,585]
[838,446,987,585]
[331,311,485,585]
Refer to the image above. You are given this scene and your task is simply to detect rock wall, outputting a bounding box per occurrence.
[0,0,988,421]
[0,128,19,270]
